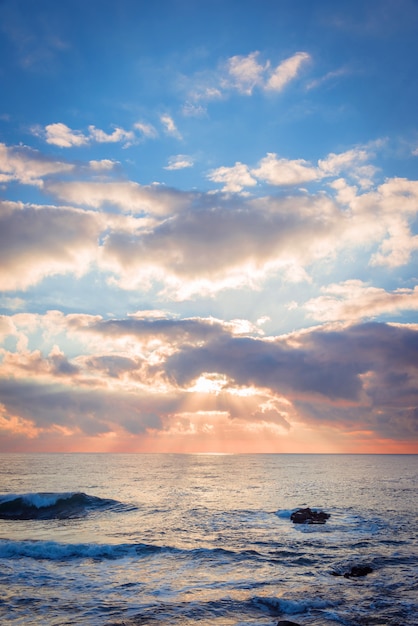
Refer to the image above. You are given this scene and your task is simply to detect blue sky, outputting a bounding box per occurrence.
[0,0,417,453]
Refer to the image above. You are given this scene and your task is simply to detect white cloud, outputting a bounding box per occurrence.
[207,144,379,192]
[345,177,418,267]
[319,146,378,188]
[88,125,135,146]
[0,143,74,186]
[160,114,182,139]
[370,221,418,267]
[189,51,311,106]
[134,122,158,138]
[35,122,156,148]
[224,51,267,94]
[208,162,257,192]
[266,52,311,91]
[164,155,194,170]
[4,138,417,300]
[305,280,418,322]
[88,159,117,171]
[44,123,88,148]
[252,153,319,186]
[319,148,369,175]
[47,180,193,216]
[0,201,101,290]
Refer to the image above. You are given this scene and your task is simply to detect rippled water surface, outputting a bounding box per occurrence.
[0,453,417,625]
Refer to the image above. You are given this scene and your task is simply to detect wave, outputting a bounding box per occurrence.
[0,538,264,564]
[0,539,136,560]
[108,594,337,625]
[252,595,334,616]
[0,539,178,561]
[0,491,133,520]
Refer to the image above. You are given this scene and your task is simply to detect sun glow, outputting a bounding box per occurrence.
[187,373,229,394]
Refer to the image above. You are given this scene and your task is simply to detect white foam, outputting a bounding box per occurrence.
[275,509,295,519]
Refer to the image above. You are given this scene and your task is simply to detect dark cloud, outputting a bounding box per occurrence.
[0,378,164,435]
[49,353,79,376]
[165,321,418,439]
[165,334,365,400]
[84,355,140,378]
[81,316,229,343]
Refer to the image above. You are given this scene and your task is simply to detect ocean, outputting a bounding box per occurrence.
[0,453,417,625]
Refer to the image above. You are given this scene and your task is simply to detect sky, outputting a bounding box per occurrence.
[0,0,418,454]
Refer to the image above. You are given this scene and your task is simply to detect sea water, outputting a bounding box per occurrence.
[0,453,417,625]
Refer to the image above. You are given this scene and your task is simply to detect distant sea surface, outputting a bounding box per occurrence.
[0,453,417,625]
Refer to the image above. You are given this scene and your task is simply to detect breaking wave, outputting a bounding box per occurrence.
[0,491,133,520]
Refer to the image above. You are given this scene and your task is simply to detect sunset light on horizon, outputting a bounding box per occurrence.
[1,0,418,454]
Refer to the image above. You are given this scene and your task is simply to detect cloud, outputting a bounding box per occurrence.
[0,143,74,186]
[68,314,258,352]
[44,123,88,147]
[97,192,343,296]
[306,66,351,90]
[0,377,164,437]
[88,125,135,146]
[318,148,370,175]
[252,153,319,187]
[133,121,158,138]
[47,180,193,216]
[208,144,378,192]
[2,309,417,448]
[164,155,194,170]
[0,201,101,290]
[164,321,418,440]
[266,51,311,91]
[24,167,418,298]
[343,177,418,267]
[207,162,257,192]
[88,159,118,171]
[224,51,267,94]
[222,51,311,95]
[319,146,378,188]
[183,51,311,109]
[160,114,182,139]
[35,122,157,148]
[305,281,418,322]
[3,141,417,298]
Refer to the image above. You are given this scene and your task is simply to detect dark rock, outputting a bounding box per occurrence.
[290,507,330,524]
[331,564,373,578]
[344,565,373,578]
[277,621,302,626]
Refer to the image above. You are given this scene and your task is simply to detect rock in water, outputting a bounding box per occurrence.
[277,621,302,626]
[344,565,373,578]
[331,564,374,578]
[290,507,330,524]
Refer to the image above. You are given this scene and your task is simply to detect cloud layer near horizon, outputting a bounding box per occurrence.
[1,308,417,451]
